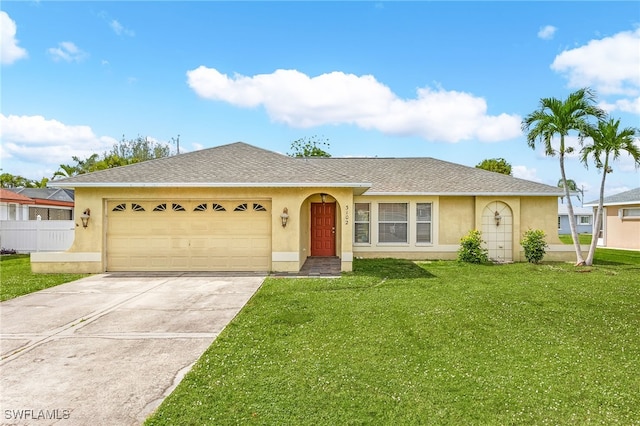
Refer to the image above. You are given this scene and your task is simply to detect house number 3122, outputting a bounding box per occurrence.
[345,205,349,225]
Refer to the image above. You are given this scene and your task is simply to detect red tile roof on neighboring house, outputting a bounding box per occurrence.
[0,188,34,204]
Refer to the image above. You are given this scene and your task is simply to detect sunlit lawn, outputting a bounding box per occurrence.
[146,255,640,425]
[0,255,88,301]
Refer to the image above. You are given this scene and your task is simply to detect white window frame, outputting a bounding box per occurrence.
[416,202,432,244]
[354,203,371,245]
[619,207,640,220]
[378,203,408,244]
[578,215,592,225]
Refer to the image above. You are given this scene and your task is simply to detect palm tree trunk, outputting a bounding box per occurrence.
[559,147,585,265]
[585,156,609,266]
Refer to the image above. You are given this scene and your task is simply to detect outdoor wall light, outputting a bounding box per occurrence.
[280,207,289,228]
[80,208,91,228]
[494,211,502,227]
[320,193,327,204]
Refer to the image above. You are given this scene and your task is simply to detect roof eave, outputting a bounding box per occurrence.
[49,181,372,190]
[360,191,564,197]
[584,200,640,207]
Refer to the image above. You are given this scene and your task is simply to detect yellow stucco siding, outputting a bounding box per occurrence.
[33,187,575,273]
[519,197,563,244]
[439,196,474,244]
[39,186,355,273]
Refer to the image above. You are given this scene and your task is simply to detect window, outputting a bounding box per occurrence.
[132,203,145,212]
[578,215,591,225]
[620,208,640,219]
[378,203,408,243]
[153,203,166,212]
[416,203,432,243]
[354,203,370,244]
[113,203,127,212]
[172,203,186,212]
[212,203,226,212]
[194,203,208,212]
[253,203,267,212]
[234,203,247,212]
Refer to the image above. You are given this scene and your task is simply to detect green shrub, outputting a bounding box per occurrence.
[457,230,489,264]
[521,229,548,264]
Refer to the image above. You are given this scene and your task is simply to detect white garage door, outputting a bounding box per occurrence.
[106,200,271,271]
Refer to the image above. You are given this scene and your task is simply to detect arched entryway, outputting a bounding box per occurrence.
[481,201,513,262]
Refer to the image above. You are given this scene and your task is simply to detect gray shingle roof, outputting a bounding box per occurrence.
[8,188,74,202]
[307,157,563,195]
[51,142,365,188]
[585,187,640,206]
[51,142,563,196]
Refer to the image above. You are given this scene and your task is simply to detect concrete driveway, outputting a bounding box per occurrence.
[0,273,265,425]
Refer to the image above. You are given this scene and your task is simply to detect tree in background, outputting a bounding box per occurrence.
[53,135,174,179]
[580,118,640,266]
[288,135,331,158]
[521,87,605,265]
[475,158,512,175]
[557,178,583,204]
[1,173,34,188]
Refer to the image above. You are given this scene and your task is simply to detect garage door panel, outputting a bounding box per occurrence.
[107,200,271,271]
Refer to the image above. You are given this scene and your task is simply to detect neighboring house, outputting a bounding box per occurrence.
[32,142,577,273]
[557,204,593,235]
[0,189,34,220]
[7,188,75,220]
[585,187,640,250]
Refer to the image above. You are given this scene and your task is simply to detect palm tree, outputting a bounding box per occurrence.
[580,118,640,265]
[522,88,605,265]
[557,178,582,204]
[53,164,79,180]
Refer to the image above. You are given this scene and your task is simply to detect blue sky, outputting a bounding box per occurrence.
[1,1,639,200]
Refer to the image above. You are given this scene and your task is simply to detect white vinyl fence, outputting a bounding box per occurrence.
[0,220,75,253]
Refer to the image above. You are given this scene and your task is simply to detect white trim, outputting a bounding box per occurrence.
[272,251,299,262]
[584,200,640,207]
[364,191,564,196]
[49,181,372,189]
[31,252,101,262]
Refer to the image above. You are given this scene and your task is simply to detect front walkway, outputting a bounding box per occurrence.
[0,273,265,425]
[271,256,342,277]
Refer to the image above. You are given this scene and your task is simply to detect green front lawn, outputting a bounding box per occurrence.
[558,233,592,245]
[0,255,89,301]
[146,257,640,425]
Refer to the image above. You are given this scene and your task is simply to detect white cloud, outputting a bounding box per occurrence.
[110,19,135,37]
[186,67,522,143]
[513,165,543,183]
[1,11,28,65]
[537,25,557,40]
[47,41,88,62]
[0,114,116,176]
[599,97,640,115]
[551,28,640,96]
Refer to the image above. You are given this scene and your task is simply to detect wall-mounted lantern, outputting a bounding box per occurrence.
[320,193,327,204]
[80,208,91,228]
[280,207,289,228]
[494,210,501,227]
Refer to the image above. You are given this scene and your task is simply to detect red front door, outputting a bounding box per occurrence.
[311,202,336,256]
